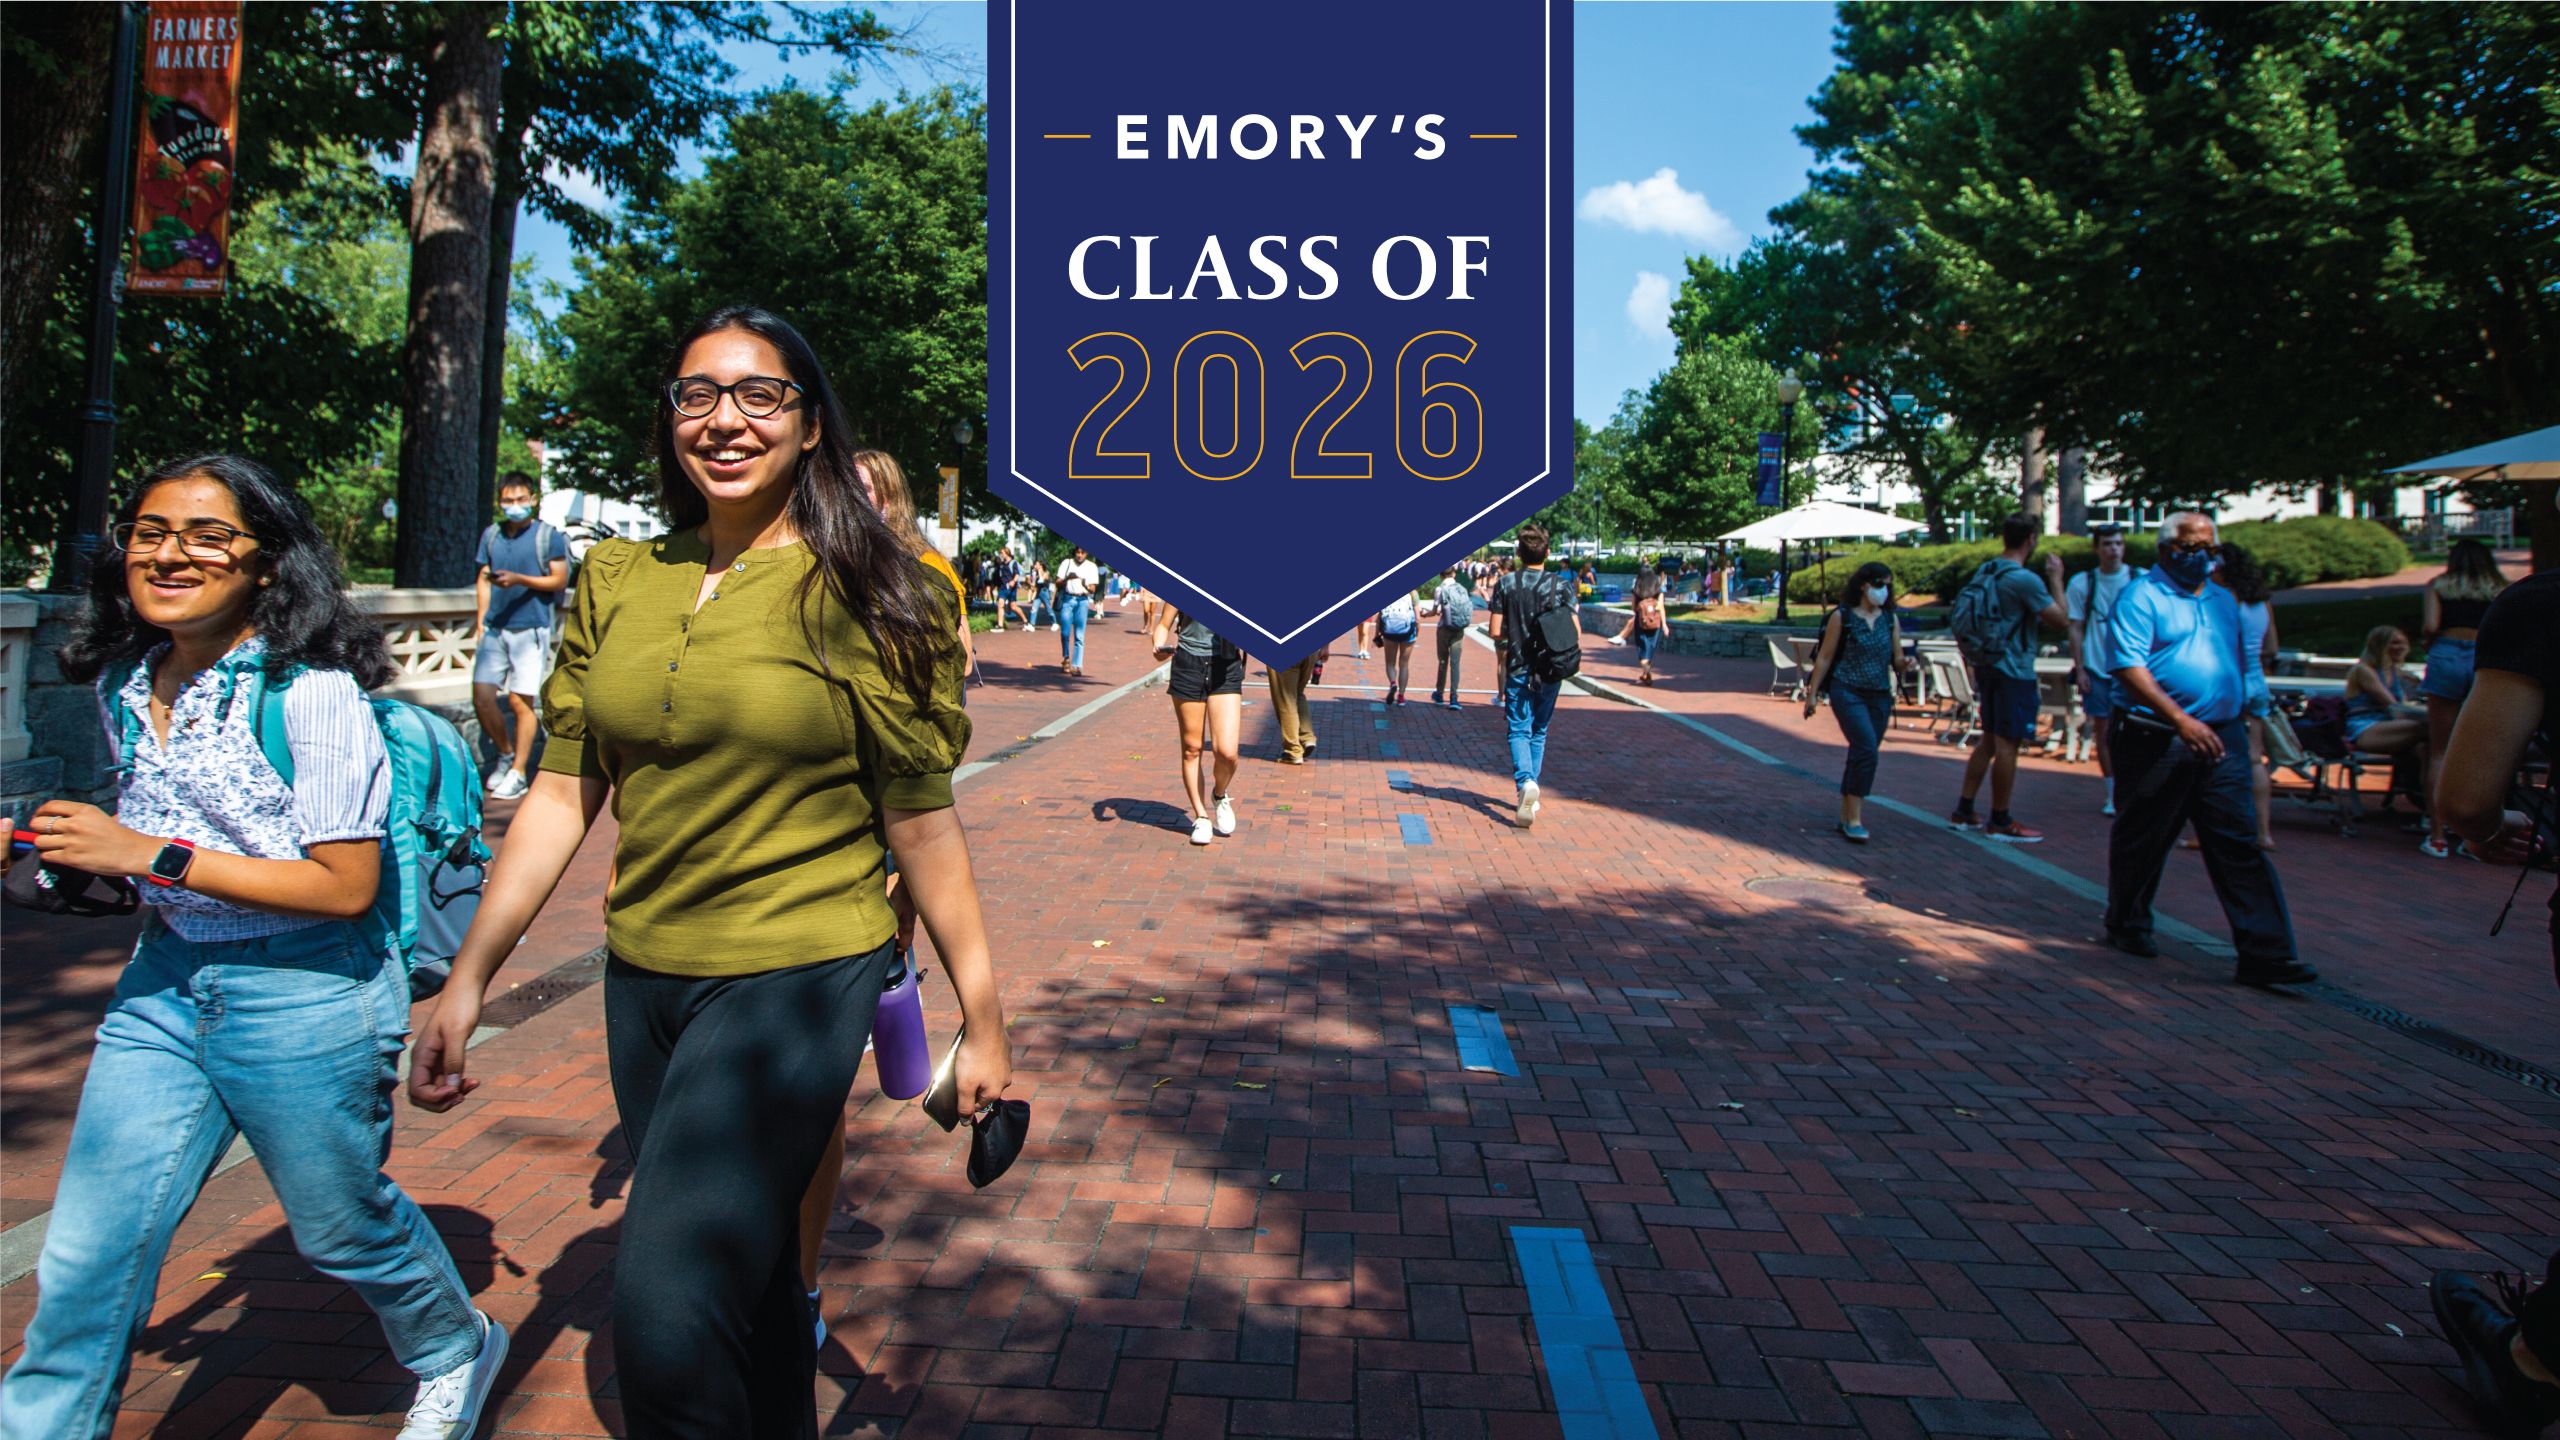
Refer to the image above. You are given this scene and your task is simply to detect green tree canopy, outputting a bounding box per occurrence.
[540,85,988,514]
[1625,334,1823,542]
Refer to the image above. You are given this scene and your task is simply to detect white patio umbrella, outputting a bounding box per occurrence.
[2386,424,2560,483]
[1721,500,1925,621]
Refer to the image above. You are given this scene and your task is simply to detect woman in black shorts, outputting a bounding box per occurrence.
[1152,610,1245,846]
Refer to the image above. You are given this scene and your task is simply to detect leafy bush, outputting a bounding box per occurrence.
[1780,516,2402,603]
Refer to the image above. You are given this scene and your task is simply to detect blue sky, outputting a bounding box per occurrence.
[515,2,1844,429]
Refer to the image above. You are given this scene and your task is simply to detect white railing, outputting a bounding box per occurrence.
[355,588,479,707]
[0,594,36,763]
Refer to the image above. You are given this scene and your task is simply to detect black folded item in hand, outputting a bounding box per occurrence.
[968,1099,1028,1189]
[4,859,141,917]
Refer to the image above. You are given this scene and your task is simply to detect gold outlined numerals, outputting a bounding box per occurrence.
[1063,329,1482,482]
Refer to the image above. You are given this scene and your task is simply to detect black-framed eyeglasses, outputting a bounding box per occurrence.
[668,375,803,419]
[112,522,257,560]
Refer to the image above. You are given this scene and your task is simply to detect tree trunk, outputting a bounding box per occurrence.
[475,171,520,518]
[1,3,117,432]
[2018,426,2047,524]
[2056,444,2087,535]
[393,2,502,588]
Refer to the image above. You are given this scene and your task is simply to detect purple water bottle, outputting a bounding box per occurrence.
[871,943,932,1100]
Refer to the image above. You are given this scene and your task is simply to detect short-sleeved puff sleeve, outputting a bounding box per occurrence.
[539,536,640,779]
[847,616,972,812]
[281,669,392,844]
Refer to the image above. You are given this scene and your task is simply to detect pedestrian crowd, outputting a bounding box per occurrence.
[2,328,2552,1440]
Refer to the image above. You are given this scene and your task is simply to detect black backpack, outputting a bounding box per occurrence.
[1514,571,1582,683]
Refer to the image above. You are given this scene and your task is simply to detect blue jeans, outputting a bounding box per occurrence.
[1059,594,1091,666]
[1503,669,1562,787]
[1,919,481,1439]
[1830,685,1895,798]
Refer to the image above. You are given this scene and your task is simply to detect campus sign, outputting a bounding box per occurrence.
[988,0,1573,661]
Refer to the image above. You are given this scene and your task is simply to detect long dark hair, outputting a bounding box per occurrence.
[654,306,948,701]
[2215,543,2271,605]
[1836,561,1895,612]
[61,453,391,688]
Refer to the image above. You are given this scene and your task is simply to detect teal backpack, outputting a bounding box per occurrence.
[109,659,488,999]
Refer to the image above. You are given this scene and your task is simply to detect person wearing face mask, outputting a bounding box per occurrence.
[472,472,572,800]
[2100,511,2314,987]
[1801,562,1917,843]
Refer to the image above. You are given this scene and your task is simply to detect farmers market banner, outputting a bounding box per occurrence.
[130,1,243,297]
[989,0,1573,660]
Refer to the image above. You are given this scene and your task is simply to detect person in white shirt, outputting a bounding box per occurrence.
[1057,545,1102,676]
[2066,524,2144,816]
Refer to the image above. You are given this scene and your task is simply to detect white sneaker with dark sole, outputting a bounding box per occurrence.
[1190,817,1215,845]
[1515,781,1541,828]
[1213,796,1237,836]
[486,769,529,800]
[399,1311,508,1440]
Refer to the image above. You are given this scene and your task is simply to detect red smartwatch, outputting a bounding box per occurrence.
[145,838,196,888]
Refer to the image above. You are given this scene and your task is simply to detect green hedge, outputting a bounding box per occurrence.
[1779,515,2405,604]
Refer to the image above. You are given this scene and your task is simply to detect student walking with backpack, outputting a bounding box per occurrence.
[1375,587,1421,703]
[406,307,1012,1438]
[1609,563,1670,686]
[1947,513,2069,841]
[473,470,572,800]
[1488,525,1579,828]
[1430,566,1474,707]
[5,455,508,1440]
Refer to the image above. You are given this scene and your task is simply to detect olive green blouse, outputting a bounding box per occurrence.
[539,533,970,975]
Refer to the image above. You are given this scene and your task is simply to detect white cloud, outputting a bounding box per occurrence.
[543,159,618,215]
[1625,270,1674,336]
[1579,168,1739,250]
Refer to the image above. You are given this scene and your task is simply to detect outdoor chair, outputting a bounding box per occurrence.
[1926,653,1978,746]
[1765,638,1804,700]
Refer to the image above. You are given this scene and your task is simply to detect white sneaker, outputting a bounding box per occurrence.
[1190,816,1215,845]
[399,1311,508,1440]
[1357,649,1372,659]
[1607,636,1627,647]
[486,768,529,800]
[483,756,515,790]
[1213,795,1237,836]
[1515,780,1540,828]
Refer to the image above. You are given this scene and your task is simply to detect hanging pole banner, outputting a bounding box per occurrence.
[129,0,244,297]
[989,0,1572,661]
[1755,432,1784,507]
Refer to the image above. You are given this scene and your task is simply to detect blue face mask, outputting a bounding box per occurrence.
[501,503,533,522]
[2159,546,2217,588]
[1865,585,1890,608]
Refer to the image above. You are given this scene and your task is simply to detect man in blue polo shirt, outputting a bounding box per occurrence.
[2102,511,2313,986]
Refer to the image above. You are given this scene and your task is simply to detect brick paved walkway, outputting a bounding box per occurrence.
[5,622,2556,1438]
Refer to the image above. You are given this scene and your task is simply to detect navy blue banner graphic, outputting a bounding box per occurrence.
[989,0,1572,661]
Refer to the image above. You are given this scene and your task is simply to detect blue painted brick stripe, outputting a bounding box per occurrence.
[1509,1226,1660,1440]
[1379,740,1400,758]
[1447,1005,1517,1075]
[1386,769,1413,791]
[1398,813,1433,846]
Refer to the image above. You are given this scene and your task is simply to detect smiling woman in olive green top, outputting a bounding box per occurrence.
[405,305,1011,1439]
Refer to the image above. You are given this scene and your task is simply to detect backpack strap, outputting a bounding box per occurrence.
[248,667,300,786]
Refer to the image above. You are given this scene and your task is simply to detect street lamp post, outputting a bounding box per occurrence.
[51,2,144,592]
[1773,370,1803,624]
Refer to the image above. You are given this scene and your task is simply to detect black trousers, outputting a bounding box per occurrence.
[2104,717,2298,966]
[604,942,889,1440]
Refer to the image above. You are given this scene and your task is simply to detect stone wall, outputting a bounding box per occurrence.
[3,589,494,826]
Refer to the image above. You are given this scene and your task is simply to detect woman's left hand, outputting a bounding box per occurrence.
[953,1021,1014,1117]
[28,801,155,878]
